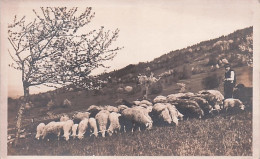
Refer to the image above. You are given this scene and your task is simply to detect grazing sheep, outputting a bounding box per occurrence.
[71,124,78,139]
[77,118,89,139]
[88,118,98,137]
[63,120,74,141]
[73,112,90,123]
[42,121,64,140]
[87,105,103,118]
[95,110,110,137]
[60,114,70,122]
[153,103,168,113]
[117,105,129,112]
[35,123,45,140]
[159,107,172,124]
[173,99,204,119]
[198,90,224,107]
[121,108,152,132]
[153,95,167,103]
[223,98,245,112]
[166,104,182,126]
[233,84,252,107]
[107,112,121,136]
[189,97,213,115]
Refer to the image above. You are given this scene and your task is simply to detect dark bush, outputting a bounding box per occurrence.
[208,54,218,66]
[202,73,221,89]
[150,82,163,95]
[180,65,192,79]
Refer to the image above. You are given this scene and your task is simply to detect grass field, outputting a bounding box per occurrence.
[8,110,252,156]
[7,66,253,156]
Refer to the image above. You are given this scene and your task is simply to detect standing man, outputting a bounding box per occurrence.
[224,63,236,99]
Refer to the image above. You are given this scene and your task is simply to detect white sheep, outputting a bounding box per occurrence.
[153,95,167,103]
[77,118,89,139]
[166,104,183,126]
[153,103,168,112]
[88,117,98,137]
[223,98,245,111]
[159,108,172,124]
[71,124,78,139]
[95,110,110,137]
[63,120,74,141]
[35,123,45,140]
[118,105,129,112]
[107,112,121,136]
[121,107,152,132]
[42,121,64,140]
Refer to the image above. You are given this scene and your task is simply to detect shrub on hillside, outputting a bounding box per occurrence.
[150,82,163,95]
[180,65,192,79]
[208,54,218,66]
[202,73,222,89]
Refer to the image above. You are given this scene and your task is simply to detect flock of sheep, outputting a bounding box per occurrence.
[35,89,245,141]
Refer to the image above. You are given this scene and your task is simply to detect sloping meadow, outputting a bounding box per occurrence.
[8,110,252,156]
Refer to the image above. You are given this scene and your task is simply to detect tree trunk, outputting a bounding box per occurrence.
[14,84,29,146]
[144,84,149,100]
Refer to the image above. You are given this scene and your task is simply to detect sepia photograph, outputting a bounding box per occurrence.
[1,0,260,158]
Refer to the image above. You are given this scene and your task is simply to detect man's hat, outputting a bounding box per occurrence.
[224,63,231,68]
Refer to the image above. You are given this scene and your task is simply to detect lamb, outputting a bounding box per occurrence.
[153,95,167,103]
[223,98,245,112]
[42,121,64,140]
[95,110,110,137]
[35,123,45,140]
[88,117,98,137]
[63,120,74,141]
[71,124,78,139]
[77,118,89,139]
[107,112,121,136]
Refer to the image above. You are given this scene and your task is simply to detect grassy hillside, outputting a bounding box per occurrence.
[7,26,253,156]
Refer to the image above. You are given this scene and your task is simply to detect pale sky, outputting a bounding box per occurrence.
[1,0,255,98]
